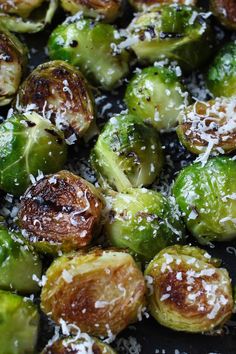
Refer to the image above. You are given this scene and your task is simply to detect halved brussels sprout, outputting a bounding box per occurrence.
[207,41,236,98]
[0,26,27,106]
[0,221,42,293]
[90,114,164,192]
[16,60,95,137]
[125,66,189,131]
[41,249,146,337]
[0,112,67,196]
[177,97,236,155]
[0,290,39,354]
[210,0,236,30]
[145,245,233,332]
[48,19,130,90]
[105,188,186,261]
[173,156,236,244]
[61,0,123,23]
[42,335,116,353]
[18,170,104,253]
[127,4,214,71]
[0,0,58,33]
[129,0,196,11]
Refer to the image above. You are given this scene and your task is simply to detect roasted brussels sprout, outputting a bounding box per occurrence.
[177,97,236,155]
[0,26,27,106]
[0,112,67,196]
[41,249,146,337]
[42,336,116,353]
[16,60,95,137]
[129,0,196,11]
[90,114,163,192]
[0,290,39,353]
[125,66,189,131]
[210,0,236,30]
[0,0,58,33]
[105,188,185,261]
[18,170,104,253]
[0,222,42,293]
[173,157,236,244]
[48,19,130,90]
[61,0,123,23]
[145,245,234,332]
[127,5,213,71]
[207,41,236,98]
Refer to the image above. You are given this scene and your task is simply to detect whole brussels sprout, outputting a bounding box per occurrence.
[177,97,236,155]
[90,114,163,192]
[105,188,186,261]
[207,41,236,98]
[0,290,39,354]
[0,26,27,106]
[145,245,234,333]
[42,335,117,353]
[210,0,236,30]
[0,112,67,196]
[0,221,42,294]
[173,156,236,244]
[129,0,196,11]
[61,0,123,23]
[127,5,214,71]
[0,0,58,33]
[18,170,104,254]
[125,66,189,131]
[41,249,146,337]
[48,18,130,90]
[16,60,95,138]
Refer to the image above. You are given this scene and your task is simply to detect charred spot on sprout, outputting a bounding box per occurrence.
[210,0,236,30]
[41,249,146,337]
[18,170,104,253]
[145,245,234,333]
[173,156,236,244]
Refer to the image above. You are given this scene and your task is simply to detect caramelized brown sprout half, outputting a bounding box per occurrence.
[210,0,236,30]
[61,0,123,23]
[18,170,104,254]
[0,26,27,106]
[42,335,117,353]
[129,0,196,11]
[0,0,58,33]
[177,97,236,155]
[145,245,234,333]
[41,249,146,337]
[16,60,96,138]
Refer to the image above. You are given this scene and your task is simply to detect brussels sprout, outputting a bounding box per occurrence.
[125,66,189,131]
[0,112,67,196]
[16,60,95,137]
[0,290,39,354]
[48,19,130,90]
[173,156,236,244]
[177,97,236,155]
[129,0,196,11]
[210,0,236,30]
[207,41,236,98]
[0,0,58,33]
[127,5,214,71]
[90,114,163,192]
[0,222,42,293]
[0,26,27,106]
[42,335,116,353]
[41,249,146,337]
[145,245,234,333]
[18,170,104,254]
[61,0,123,23]
[105,188,185,261]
